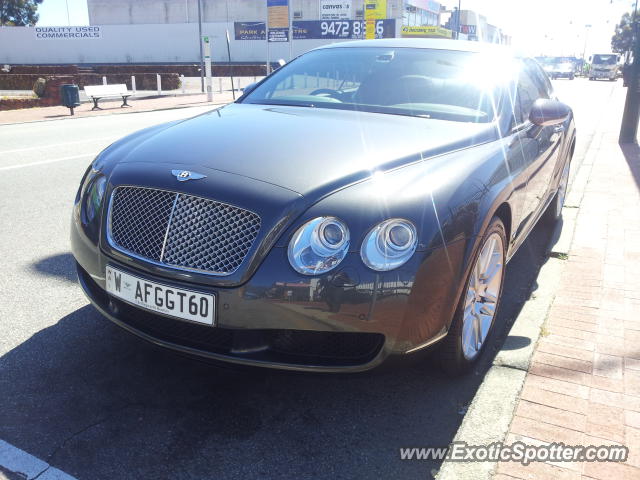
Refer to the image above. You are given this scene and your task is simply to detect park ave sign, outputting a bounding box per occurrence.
[34,26,102,40]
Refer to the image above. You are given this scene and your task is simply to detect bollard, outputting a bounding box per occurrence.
[102,76,107,85]
[253,76,256,83]
[180,74,185,94]
[156,74,161,96]
[131,75,136,94]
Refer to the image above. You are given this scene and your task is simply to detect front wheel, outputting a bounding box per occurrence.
[437,217,506,375]
[543,156,571,225]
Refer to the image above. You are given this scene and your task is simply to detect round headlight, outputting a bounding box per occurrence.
[288,217,350,275]
[83,175,107,223]
[361,219,418,271]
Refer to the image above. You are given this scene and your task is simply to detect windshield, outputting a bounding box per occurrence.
[593,54,617,65]
[241,47,503,123]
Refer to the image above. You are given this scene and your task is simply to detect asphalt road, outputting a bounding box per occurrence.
[0,78,620,480]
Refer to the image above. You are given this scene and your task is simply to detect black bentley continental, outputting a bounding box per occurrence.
[71,39,575,374]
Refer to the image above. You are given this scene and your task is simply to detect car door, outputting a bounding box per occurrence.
[516,61,563,230]
[499,78,534,247]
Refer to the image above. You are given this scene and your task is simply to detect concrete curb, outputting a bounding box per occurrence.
[436,122,603,480]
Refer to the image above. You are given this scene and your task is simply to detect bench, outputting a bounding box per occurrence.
[84,84,132,111]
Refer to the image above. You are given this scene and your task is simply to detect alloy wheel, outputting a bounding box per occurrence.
[461,232,504,361]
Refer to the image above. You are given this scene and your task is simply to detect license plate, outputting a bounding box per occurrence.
[105,265,215,325]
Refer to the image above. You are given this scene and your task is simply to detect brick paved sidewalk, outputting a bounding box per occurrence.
[0,92,236,125]
[495,97,640,478]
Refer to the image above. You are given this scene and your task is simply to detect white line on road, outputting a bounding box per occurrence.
[0,153,93,171]
[0,137,114,155]
[0,439,76,480]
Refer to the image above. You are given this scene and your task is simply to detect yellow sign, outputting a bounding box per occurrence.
[364,0,386,39]
[401,26,452,39]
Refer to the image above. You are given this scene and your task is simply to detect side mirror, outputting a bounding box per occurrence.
[529,99,570,127]
[240,82,258,95]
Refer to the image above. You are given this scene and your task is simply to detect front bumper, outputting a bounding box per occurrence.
[72,216,466,372]
[77,261,389,372]
[591,70,615,79]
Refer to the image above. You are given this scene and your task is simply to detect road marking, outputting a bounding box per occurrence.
[0,439,76,480]
[0,137,113,155]
[0,154,93,171]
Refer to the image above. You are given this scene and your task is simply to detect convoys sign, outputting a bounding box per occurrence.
[320,0,352,20]
[34,26,101,40]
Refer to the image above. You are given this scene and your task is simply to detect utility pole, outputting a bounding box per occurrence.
[289,0,293,60]
[620,1,640,143]
[197,0,205,93]
[457,0,462,40]
[581,24,592,66]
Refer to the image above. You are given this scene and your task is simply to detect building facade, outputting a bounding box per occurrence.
[85,1,446,26]
[0,1,508,65]
[86,0,408,25]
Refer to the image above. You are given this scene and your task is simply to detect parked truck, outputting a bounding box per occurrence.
[589,53,621,81]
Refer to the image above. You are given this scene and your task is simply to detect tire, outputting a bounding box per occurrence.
[569,74,575,80]
[437,217,507,375]
[589,77,595,81]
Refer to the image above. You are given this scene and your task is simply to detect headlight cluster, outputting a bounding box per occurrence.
[360,219,418,271]
[81,169,107,224]
[288,217,350,275]
[288,217,418,275]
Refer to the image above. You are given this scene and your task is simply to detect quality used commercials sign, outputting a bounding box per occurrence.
[320,0,352,20]
[34,26,102,40]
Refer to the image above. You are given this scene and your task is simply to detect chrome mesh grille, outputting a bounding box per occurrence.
[108,186,261,275]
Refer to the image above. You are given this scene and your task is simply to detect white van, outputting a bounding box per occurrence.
[589,53,621,81]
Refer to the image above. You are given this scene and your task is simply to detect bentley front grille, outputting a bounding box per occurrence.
[108,186,261,275]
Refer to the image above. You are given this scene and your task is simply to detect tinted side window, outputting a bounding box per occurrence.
[515,68,541,124]
[525,59,553,99]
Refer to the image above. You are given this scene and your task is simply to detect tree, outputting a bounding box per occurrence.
[0,0,44,27]
[612,11,635,54]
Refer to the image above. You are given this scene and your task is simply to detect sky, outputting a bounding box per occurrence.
[36,0,635,56]
[37,0,89,26]
[441,0,635,56]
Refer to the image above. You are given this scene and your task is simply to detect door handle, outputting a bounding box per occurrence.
[553,124,565,133]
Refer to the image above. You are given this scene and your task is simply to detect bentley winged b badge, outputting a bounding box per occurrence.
[171,170,207,182]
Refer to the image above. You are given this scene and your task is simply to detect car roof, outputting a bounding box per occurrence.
[316,38,522,57]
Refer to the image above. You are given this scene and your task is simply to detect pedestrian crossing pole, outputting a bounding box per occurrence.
[203,35,213,102]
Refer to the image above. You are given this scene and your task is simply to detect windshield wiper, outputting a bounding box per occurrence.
[248,101,316,108]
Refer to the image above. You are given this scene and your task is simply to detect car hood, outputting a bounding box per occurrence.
[114,103,497,198]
